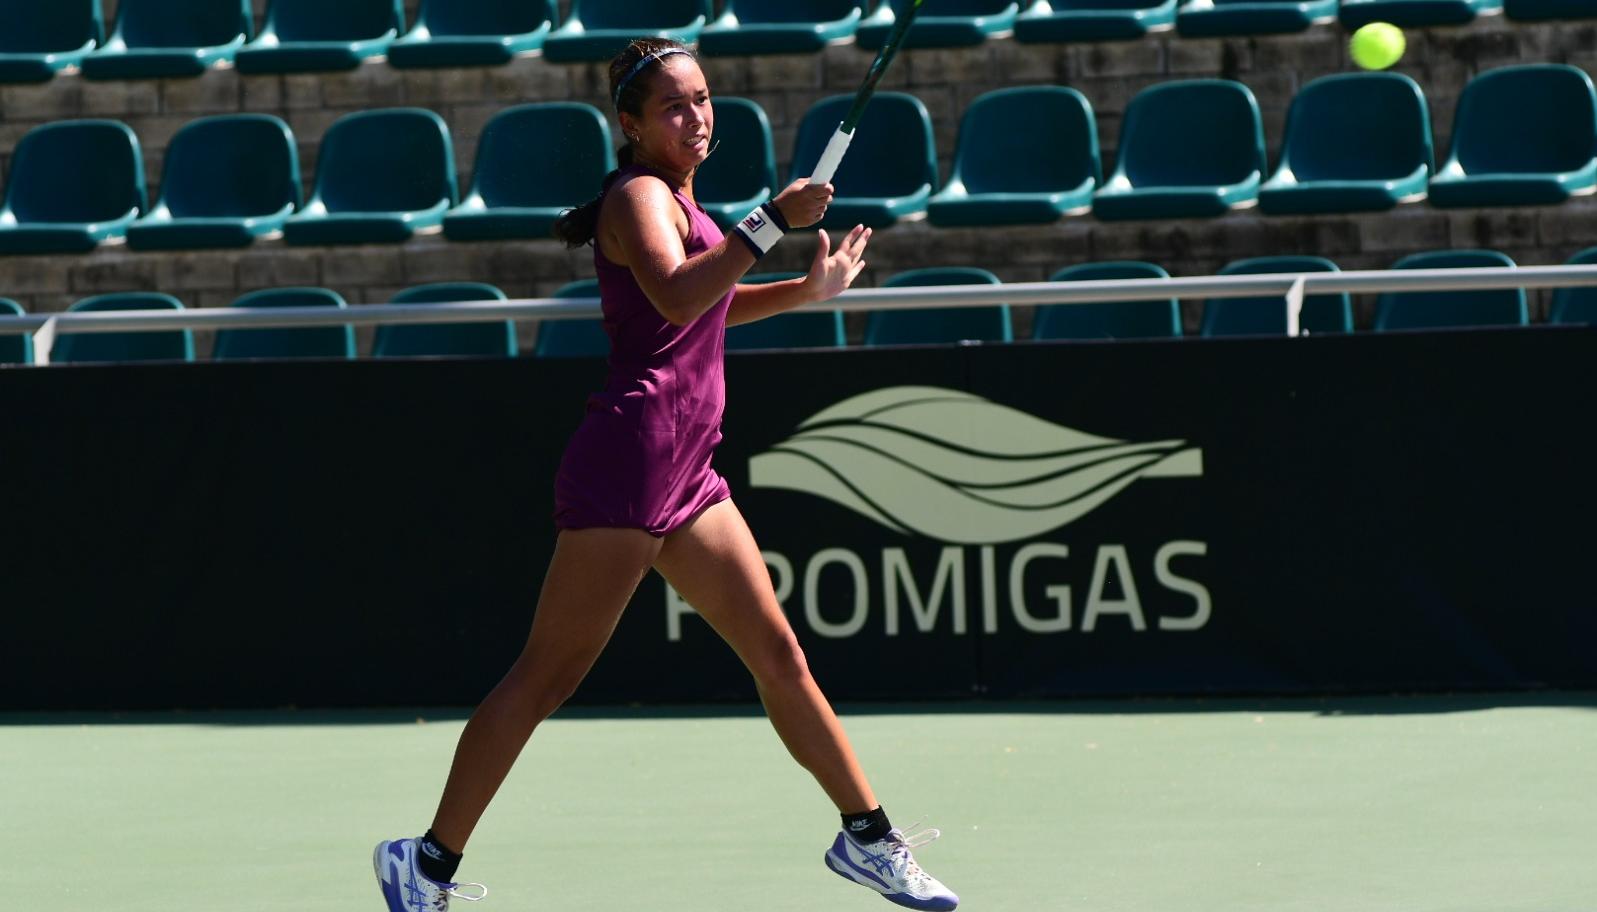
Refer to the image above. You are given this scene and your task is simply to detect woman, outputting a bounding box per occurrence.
[374,38,957,912]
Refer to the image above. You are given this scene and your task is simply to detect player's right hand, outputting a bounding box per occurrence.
[771,179,834,229]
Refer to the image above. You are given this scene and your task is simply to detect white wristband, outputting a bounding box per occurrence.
[732,202,787,258]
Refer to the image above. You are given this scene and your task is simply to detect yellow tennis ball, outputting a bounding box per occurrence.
[1350,22,1405,70]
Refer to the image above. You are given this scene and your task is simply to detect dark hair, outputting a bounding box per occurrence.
[552,38,698,248]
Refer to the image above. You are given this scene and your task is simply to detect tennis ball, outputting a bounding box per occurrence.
[1350,22,1405,70]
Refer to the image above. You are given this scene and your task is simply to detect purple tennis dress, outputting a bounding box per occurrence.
[553,165,733,536]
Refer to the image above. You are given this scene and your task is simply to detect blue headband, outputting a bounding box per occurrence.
[613,48,691,108]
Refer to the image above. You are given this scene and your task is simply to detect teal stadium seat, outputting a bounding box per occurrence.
[81,0,250,80]
[0,1,104,83]
[445,103,615,241]
[694,97,779,233]
[726,272,847,350]
[1200,256,1352,336]
[858,0,1022,50]
[1505,0,1597,17]
[1034,261,1181,339]
[1014,0,1177,41]
[284,109,457,245]
[790,92,937,229]
[701,0,865,55]
[928,86,1100,227]
[1175,0,1338,36]
[0,299,32,365]
[0,120,146,255]
[542,0,710,63]
[374,283,517,358]
[1428,65,1597,208]
[1093,80,1265,221]
[53,293,195,364]
[1374,250,1527,331]
[1340,0,1500,28]
[389,0,556,68]
[235,0,403,73]
[1548,246,1597,325]
[865,267,1012,346]
[1259,73,1432,214]
[214,288,356,360]
[128,115,301,251]
[536,279,609,358]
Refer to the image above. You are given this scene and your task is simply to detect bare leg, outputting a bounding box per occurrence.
[427,527,663,852]
[654,500,878,815]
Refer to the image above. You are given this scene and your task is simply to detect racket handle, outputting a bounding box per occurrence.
[808,125,853,187]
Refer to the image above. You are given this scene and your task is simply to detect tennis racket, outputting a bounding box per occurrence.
[808,0,927,186]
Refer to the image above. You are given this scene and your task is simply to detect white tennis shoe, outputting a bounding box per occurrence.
[373,837,488,912]
[824,826,959,911]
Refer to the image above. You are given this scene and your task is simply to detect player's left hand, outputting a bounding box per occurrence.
[803,225,870,302]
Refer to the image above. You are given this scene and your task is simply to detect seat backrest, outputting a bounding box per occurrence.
[1035,261,1181,340]
[213,288,355,360]
[1450,65,1597,174]
[1281,73,1432,182]
[954,86,1100,195]
[1549,245,1597,325]
[55,293,194,364]
[374,283,516,358]
[790,93,937,197]
[724,271,844,350]
[471,103,615,209]
[4,121,145,223]
[536,279,609,357]
[1202,256,1351,336]
[694,97,777,207]
[1374,249,1527,331]
[725,0,863,24]
[1051,0,1169,9]
[313,109,457,213]
[419,0,557,35]
[866,267,1010,345]
[265,0,404,40]
[883,0,1015,14]
[569,0,710,29]
[114,0,251,48]
[1116,80,1264,187]
[0,298,32,365]
[0,1,103,53]
[159,115,301,218]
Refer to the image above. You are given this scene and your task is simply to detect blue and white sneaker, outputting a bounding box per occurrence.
[373,837,488,912]
[824,826,959,911]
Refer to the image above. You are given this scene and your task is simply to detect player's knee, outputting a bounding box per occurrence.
[751,630,812,690]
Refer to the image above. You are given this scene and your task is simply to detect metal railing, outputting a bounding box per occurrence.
[3,264,1595,365]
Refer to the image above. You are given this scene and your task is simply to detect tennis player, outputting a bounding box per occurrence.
[373,38,958,912]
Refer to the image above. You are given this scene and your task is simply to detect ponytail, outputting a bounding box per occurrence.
[552,146,634,248]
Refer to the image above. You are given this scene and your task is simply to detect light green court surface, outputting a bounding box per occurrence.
[3,696,1594,912]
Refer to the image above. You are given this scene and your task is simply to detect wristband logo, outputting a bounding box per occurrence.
[741,211,768,233]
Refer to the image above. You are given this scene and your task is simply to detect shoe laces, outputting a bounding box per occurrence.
[885,824,941,887]
[427,881,487,911]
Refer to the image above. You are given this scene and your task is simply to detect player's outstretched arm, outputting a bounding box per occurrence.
[726,224,870,327]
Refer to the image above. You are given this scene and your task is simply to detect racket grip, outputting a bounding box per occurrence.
[808,125,853,187]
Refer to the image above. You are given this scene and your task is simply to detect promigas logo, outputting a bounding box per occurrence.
[665,387,1210,641]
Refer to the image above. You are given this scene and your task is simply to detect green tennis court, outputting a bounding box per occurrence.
[5,695,1593,912]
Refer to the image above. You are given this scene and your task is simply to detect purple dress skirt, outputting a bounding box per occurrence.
[553,166,734,536]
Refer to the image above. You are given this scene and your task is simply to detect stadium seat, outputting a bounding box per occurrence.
[789,92,937,229]
[1033,261,1181,339]
[1339,0,1501,28]
[0,120,146,255]
[1259,72,1432,215]
[128,115,301,251]
[535,279,609,358]
[388,0,557,68]
[373,283,517,358]
[283,109,457,246]
[1175,0,1337,35]
[0,299,32,365]
[694,97,779,233]
[235,0,404,73]
[700,0,865,55]
[1373,249,1527,331]
[1548,246,1597,325]
[542,0,711,62]
[80,0,251,80]
[928,86,1100,227]
[1200,256,1352,336]
[857,0,1022,50]
[445,103,615,242]
[1092,80,1265,221]
[865,267,1012,346]
[1428,65,1597,208]
[0,1,104,83]
[1505,0,1597,18]
[53,293,195,364]
[1013,0,1177,42]
[726,272,847,350]
[213,288,356,360]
